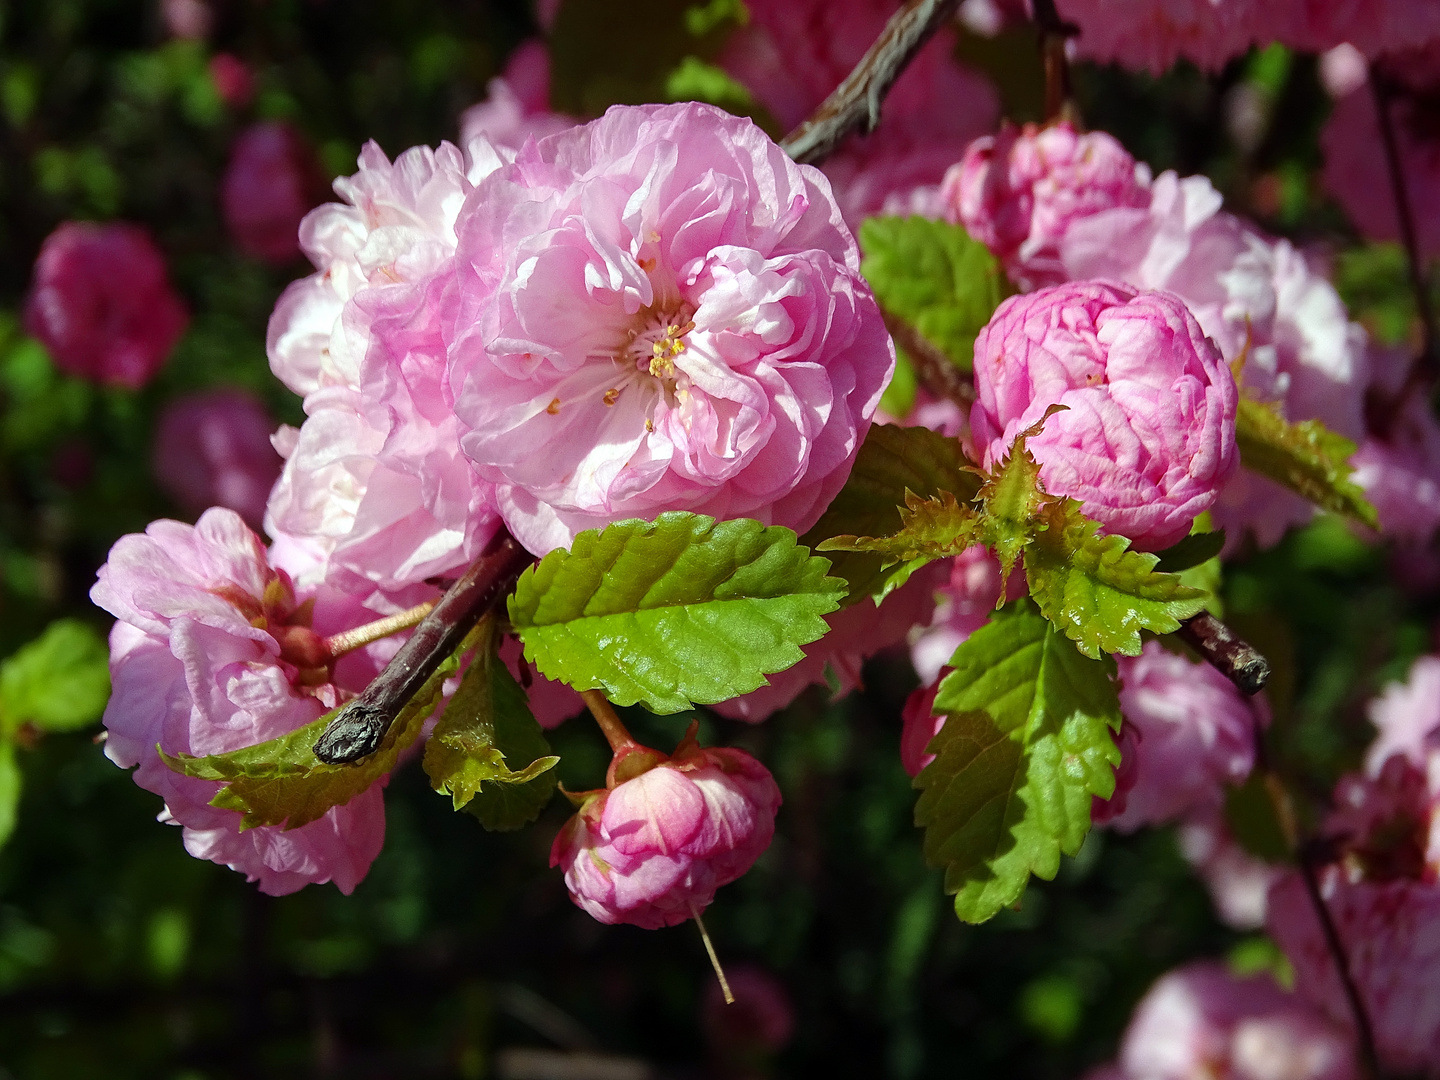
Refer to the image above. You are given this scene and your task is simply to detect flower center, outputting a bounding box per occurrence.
[626,307,695,380]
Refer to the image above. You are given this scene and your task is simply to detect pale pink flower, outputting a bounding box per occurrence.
[152,389,283,529]
[1319,45,1368,100]
[264,139,506,591]
[550,731,782,929]
[1322,66,1440,262]
[942,121,1151,290]
[1102,962,1358,1080]
[91,508,400,895]
[222,122,327,266]
[1366,654,1440,784]
[25,221,188,390]
[1091,642,1260,831]
[209,54,255,109]
[446,102,894,555]
[1052,0,1259,75]
[970,281,1239,551]
[717,0,998,228]
[1267,871,1440,1076]
[1178,811,1284,930]
[1062,171,1369,550]
[713,561,943,723]
[162,0,212,40]
[458,41,576,153]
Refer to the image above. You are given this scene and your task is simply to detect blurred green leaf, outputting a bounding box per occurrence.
[0,741,19,849]
[0,619,110,735]
[1235,398,1377,529]
[1153,530,1225,573]
[663,56,756,114]
[859,216,1006,372]
[509,513,844,713]
[917,601,1121,924]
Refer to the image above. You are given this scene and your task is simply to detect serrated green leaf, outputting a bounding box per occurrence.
[1235,398,1378,528]
[975,437,1051,579]
[162,629,479,830]
[0,741,19,849]
[819,490,983,569]
[1023,502,1207,658]
[423,648,558,828]
[509,513,845,714]
[0,619,110,735]
[859,216,1006,370]
[1153,530,1226,573]
[915,601,1120,924]
[801,425,982,602]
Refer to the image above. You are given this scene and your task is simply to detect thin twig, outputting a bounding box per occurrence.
[690,903,734,1005]
[1296,854,1382,1080]
[1030,0,1079,122]
[780,0,963,165]
[881,307,976,410]
[1175,612,1271,695]
[1370,66,1438,387]
[322,601,437,658]
[312,530,534,763]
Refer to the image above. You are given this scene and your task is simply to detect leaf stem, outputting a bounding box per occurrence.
[312,530,535,764]
[690,902,734,1005]
[1175,612,1271,695]
[581,690,638,753]
[322,601,437,658]
[881,306,976,410]
[780,0,963,165]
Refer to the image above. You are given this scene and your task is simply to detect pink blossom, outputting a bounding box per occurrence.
[222,122,327,265]
[1052,0,1259,75]
[901,677,944,778]
[1352,345,1440,546]
[458,41,576,152]
[25,221,188,390]
[1178,811,1284,930]
[910,544,1020,685]
[1091,642,1260,831]
[264,139,505,592]
[1062,171,1369,550]
[1322,68,1440,262]
[446,102,894,555]
[1269,2,1440,59]
[162,0,212,40]
[90,508,400,895]
[713,561,942,723]
[152,389,283,529]
[499,633,584,729]
[1318,45,1368,100]
[1268,871,1440,1076]
[1100,962,1358,1080]
[209,54,255,109]
[970,281,1239,551]
[550,728,781,929]
[717,0,998,227]
[1366,654,1440,784]
[942,122,1151,290]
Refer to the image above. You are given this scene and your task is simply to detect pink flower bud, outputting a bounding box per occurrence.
[25,221,188,390]
[942,122,1151,290]
[970,281,1239,551]
[550,727,781,929]
[209,53,255,109]
[90,508,416,895]
[152,389,283,530]
[1093,641,1262,831]
[222,122,327,265]
[1099,962,1358,1080]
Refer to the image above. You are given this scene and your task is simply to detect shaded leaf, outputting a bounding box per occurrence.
[509,513,845,714]
[0,741,18,849]
[1153,530,1226,573]
[915,602,1121,924]
[0,619,110,735]
[1235,398,1378,528]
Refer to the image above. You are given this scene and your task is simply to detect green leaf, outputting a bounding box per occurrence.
[1153,530,1226,573]
[915,602,1121,924]
[801,424,982,602]
[0,741,19,849]
[859,216,1007,371]
[1023,501,1207,658]
[973,433,1051,579]
[423,649,558,828]
[0,619,111,735]
[819,490,982,567]
[509,513,845,714]
[162,630,479,830]
[1235,398,1378,528]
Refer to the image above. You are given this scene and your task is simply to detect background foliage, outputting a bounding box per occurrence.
[0,1,1427,1077]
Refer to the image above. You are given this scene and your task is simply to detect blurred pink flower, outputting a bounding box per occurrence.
[1178,811,1284,929]
[447,102,894,555]
[162,0,212,40]
[910,544,1020,685]
[152,388,283,529]
[25,221,188,390]
[458,40,576,152]
[1053,0,1259,75]
[1366,654,1440,783]
[717,0,998,227]
[970,281,1239,551]
[702,964,795,1057]
[1096,961,1358,1080]
[91,508,400,895]
[1352,346,1440,546]
[209,54,255,109]
[942,121,1151,290]
[550,728,781,929]
[222,122,327,265]
[1272,1,1440,59]
[1091,641,1260,831]
[900,677,944,778]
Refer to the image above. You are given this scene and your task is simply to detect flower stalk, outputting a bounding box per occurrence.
[322,600,437,659]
